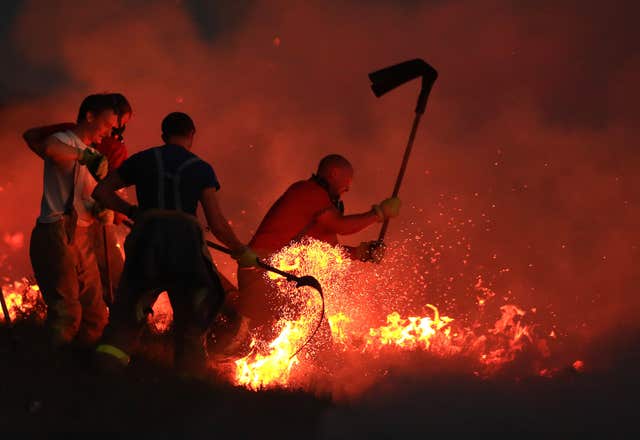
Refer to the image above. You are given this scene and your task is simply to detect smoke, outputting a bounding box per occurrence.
[0,0,638,355]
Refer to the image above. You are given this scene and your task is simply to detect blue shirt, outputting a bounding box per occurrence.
[117,144,220,216]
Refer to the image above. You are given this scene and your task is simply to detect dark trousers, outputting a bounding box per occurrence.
[29,220,108,346]
[97,210,225,373]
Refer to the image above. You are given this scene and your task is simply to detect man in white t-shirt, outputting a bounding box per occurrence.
[27,93,117,349]
[23,93,134,306]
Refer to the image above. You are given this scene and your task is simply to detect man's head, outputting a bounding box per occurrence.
[109,93,132,141]
[317,154,354,197]
[76,94,119,144]
[161,112,196,149]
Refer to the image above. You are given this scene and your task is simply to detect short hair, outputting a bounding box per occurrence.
[317,154,353,175]
[109,93,132,117]
[161,112,196,137]
[76,94,119,124]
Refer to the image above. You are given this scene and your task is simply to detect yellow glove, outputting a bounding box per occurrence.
[372,197,401,222]
[78,148,108,180]
[232,246,259,268]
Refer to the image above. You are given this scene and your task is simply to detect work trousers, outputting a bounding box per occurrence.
[29,219,108,347]
[97,210,225,374]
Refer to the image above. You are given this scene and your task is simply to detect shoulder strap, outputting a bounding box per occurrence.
[173,157,202,212]
[153,148,165,209]
[154,148,203,212]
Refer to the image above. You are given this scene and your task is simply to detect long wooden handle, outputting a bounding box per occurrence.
[378,111,423,242]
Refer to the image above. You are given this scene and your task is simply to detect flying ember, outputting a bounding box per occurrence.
[222,238,551,391]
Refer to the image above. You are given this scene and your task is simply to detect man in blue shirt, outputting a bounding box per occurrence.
[92,112,258,377]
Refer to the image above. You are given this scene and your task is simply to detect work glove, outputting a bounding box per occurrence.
[353,240,386,263]
[372,197,402,222]
[232,246,259,268]
[78,148,108,180]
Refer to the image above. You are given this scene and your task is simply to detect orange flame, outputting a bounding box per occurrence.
[150,292,173,334]
[229,238,543,389]
[233,316,309,390]
[365,305,453,351]
[0,278,45,323]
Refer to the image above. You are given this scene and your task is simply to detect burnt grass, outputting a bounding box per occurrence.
[0,321,638,436]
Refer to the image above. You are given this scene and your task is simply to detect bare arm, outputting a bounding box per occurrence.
[200,187,245,253]
[315,206,380,236]
[92,171,134,216]
[39,135,86,165]
[23,123,76,159]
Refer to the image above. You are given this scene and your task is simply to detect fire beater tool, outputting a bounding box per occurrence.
[368,58,438,242]
[204,239,325,360]
[0,286,17,351]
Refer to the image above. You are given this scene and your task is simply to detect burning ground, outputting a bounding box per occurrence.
[1,217,636,434]
[1,237,639,434]
[229,237,560,393]
[1,217,580,397]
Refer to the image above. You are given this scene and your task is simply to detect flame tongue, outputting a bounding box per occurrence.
[234,319,306,390]
[366,304,453,351]
[0,279,45,323]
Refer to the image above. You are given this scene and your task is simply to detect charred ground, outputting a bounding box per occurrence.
[1,321,637,435]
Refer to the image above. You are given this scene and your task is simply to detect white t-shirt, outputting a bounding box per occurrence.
[37,130,98,226]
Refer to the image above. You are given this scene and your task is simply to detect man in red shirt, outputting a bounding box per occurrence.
[23,93,132,305]
[232,154,400,341]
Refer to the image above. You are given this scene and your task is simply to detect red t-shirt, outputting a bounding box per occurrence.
[249,179,339,255]
[94,136,128,224]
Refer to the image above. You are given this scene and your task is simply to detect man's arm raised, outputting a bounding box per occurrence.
[23,123,76,159]
[40,136,86,164]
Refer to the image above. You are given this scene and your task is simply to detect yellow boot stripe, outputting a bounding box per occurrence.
[96,344,131,365]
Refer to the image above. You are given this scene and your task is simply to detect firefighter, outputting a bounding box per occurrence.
[23,93,133,306]
[25,93,117,349]
[234,154,400,342]
[92,112,258,377]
